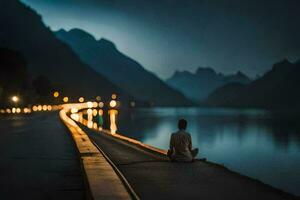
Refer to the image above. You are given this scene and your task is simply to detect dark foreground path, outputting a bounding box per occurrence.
[84,127,296,200]
[0,113,85,200]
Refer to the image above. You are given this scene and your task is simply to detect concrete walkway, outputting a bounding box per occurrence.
[0,113,86,200]
[60,106,134,200]
[83,126,296,200]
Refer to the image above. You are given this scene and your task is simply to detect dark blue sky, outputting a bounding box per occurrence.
[21,0,300,79]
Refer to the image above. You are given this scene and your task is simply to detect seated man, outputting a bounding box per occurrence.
[167,119,198,162]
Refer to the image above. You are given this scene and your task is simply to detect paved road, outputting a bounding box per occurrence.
[83,126,296,200]
[0,113,86,200]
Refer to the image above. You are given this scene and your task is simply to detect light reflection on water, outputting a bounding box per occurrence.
[116,107,300,196]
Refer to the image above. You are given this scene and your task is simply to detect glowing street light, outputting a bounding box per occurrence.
[109,100,117,108]
[42,105,48,111]
[37,105,42,111]
[79,97,84,103]
[111,94,117,100]
[11,96,19,103]
[99,101,104,108]
[87,101,93,108]
[53,91,59,98]
[108,102,118,134]
[63,97,69,103]
[47,105,52,111]
[96,96,101,101]
[32,105,38,112]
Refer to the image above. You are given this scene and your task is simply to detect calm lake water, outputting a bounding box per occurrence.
[115,107,300,196]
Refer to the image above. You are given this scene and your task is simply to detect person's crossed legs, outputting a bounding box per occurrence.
[167,148,199,161]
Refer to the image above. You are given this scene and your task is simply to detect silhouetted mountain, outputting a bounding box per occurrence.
[55,28,192,106]
[0,48,29,106]
[207,59,300,109]
[0,48,66,105]
[0,0,130,103]
[166,67,251,101]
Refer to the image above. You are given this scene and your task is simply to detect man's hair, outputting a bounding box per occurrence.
[178,119,187,130]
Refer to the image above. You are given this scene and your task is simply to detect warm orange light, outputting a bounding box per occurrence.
[99,102,104,108]
[6,108,11,113]
[0,109,5,114]
[52,105,59,110]
[53,91,59,98]
[32,105,38,112]
[71,108,78,114]
[87,121,93,129]
[38,105,42,111]
[87,108,93,121]
[87,108,93,115]
[47,105,52,111]
[42,105,47,111]
[87,101,93,108]
[93,102,98,108]
[63,97,69,103]
[109,100,117,108]
[108,109,118,134]
[11,96,19,103]
[93,122,98,129]
[92,109,98,116]
[79,97,84,103]
[70,113,79,121]
[12,107,16,113]
[111,94,117,99]
[96,96,101,101]
[16,108,21,113]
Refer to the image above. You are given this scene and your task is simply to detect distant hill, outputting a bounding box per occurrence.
[0,48,30,106]
[166,67,250,101]
[207,59,300,109]
[0,48,70,105]
[55,29,192,106]
[0,0,130,103]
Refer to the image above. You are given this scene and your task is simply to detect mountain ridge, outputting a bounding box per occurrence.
[0,1,131,103]
[166,67,251,101]
[206,59,300,109]
[55,28,192,106]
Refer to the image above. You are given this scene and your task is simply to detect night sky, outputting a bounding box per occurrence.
[21,0,300,79]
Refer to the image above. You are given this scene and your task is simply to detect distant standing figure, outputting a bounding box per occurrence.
[167,119,198,162]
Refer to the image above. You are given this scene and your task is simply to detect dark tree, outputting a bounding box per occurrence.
[32,75,53,103]
[0,48,29,106]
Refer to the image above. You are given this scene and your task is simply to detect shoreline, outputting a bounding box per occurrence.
[86,125,297,199]
[61,103,298,199]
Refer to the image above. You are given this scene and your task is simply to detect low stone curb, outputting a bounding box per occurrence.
[59,104,135,200]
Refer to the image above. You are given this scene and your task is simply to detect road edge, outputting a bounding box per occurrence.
[59,105,139,200]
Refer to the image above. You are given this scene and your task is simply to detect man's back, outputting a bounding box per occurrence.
[170,130,193,162]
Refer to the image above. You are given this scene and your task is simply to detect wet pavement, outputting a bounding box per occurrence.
[0,113,86,200]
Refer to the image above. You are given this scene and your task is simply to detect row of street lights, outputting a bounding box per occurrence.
[52,91,117,105]
[7,91,117,106]
[1,92,119,115]
[70,96,119,134]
